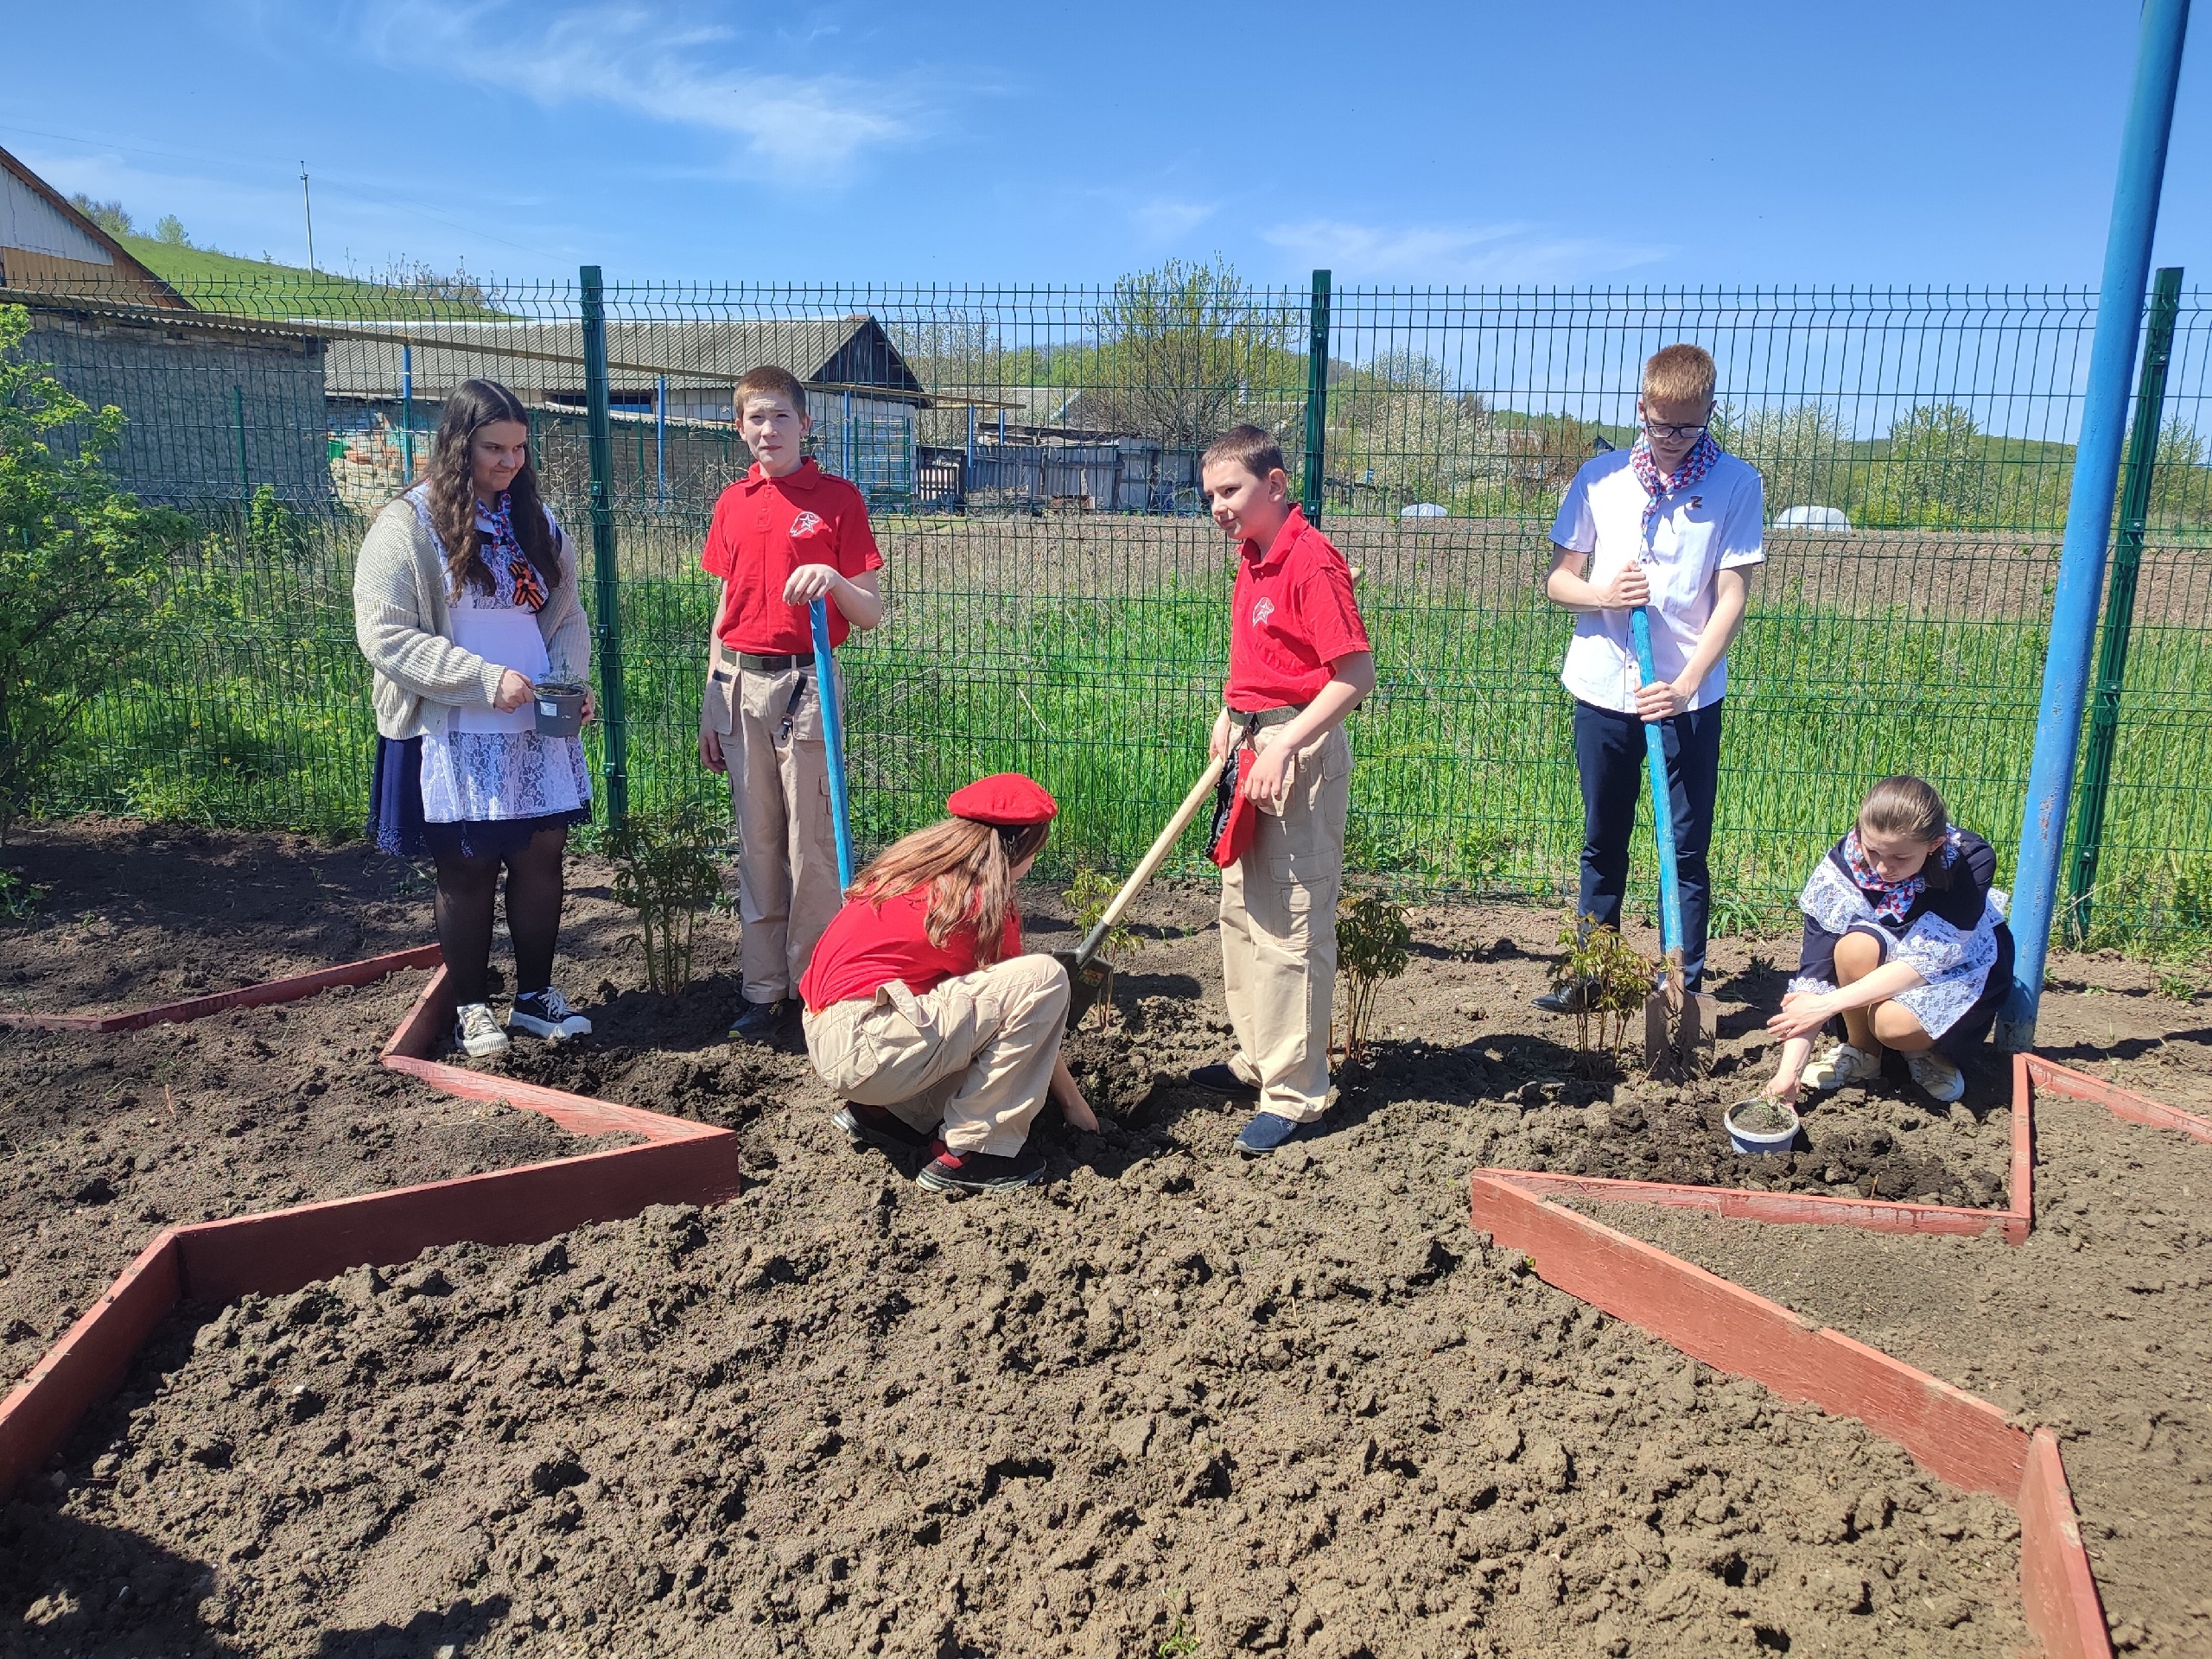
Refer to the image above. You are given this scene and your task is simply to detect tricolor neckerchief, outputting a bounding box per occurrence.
[1630,430,1721,548]
[1842,826,1961,925]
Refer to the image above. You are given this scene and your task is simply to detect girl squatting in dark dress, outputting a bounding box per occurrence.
[1764,775,2015,1106]
[353,378,595,1058]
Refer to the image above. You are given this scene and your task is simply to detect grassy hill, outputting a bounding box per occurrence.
[118,236,508,320]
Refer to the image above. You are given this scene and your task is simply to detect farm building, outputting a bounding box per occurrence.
[2,149,333,509]
[321,315,932,506]
[0,145,182,304]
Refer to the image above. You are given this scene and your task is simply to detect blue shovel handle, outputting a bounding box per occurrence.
[1629,606,1684,974]
[810,599,855,891]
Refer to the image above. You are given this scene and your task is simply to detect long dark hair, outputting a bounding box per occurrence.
[421,378,558,598]
[849,817,1050,966]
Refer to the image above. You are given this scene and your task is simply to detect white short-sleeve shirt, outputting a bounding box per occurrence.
[1550,448,1765,715]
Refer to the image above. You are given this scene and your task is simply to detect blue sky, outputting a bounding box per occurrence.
[7,1,2210,289]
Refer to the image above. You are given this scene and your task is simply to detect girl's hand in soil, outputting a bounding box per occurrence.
[1765,990,1834,1043]
[1243,742,1294,807]
[1051,1056,1099,1134]
[493,669,535,712]
[1763,1065,1802,1104]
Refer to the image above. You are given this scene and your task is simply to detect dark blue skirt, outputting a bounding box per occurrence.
[368,735,590,861]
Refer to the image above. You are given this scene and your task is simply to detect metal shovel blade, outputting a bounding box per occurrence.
[1643,973,1719,1080]
[1052,950,1113,1032]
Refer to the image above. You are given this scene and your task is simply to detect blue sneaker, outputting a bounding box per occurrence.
[1234,1111,1303,1157]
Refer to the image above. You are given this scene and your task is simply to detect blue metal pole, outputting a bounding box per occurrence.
[1999,0,2191,1050]
[655,374,667,513]
[810,600,855,889]
[400,342,414,486]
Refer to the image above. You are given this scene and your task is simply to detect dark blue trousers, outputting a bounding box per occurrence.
[1572,697,1725,991]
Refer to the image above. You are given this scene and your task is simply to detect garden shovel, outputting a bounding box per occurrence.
[1630,607,1718,1077]
[1053,749,1231,1029]
[809,599,855,889]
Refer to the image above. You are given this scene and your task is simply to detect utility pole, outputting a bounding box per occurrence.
[300,164,315,270]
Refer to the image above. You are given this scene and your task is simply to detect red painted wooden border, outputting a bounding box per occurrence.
[1470,1049,2037,1245]
[2025,1055,2212,1145]
[0,956,741,1504]
[0,944,445,1033]
[1467,1174,2111,1659]
[2019,1428,2113,1659]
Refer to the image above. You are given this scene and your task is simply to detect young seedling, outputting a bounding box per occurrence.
[607,801,729,995]
[1064,867,1140,1032]
[1337,890,1412,1066]
[1553,917,1656,1069]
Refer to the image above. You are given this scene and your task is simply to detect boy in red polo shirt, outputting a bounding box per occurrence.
[1192,425,1375,1155]
[699,365,886,1039]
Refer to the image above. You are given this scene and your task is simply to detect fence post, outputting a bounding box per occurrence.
[1302,270,1332,520]
[655,374,668,514]
[580,265,631,830]
[400,343,414,485]
[232,385,250,514]
[1999,0,2190,1051]
[2066,264,2184,944]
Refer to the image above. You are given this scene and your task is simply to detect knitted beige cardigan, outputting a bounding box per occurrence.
[353,494,593,741]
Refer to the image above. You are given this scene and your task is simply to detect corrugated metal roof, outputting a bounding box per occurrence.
[321,315,928,401]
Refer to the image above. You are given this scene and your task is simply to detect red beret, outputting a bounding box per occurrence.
[947,772,1058,827]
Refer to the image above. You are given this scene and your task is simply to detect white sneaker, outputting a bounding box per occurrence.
[1799,1042,1880,1090]
[453,1001,512,1058]
[1906,1049,1966,1103]
[508,988,592,1042]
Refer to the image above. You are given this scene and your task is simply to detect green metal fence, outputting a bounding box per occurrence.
[12,270,2212,946]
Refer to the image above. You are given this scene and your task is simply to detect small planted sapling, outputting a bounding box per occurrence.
[1064,867,1140,1031]
[607,801,728,995]
[1337,890,1412,1066]
[1553,917,1655,1066]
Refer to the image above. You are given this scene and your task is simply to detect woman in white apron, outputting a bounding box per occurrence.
[353,378,595,1058]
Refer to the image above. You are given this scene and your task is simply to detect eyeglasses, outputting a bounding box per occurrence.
[1641,418,1708,442]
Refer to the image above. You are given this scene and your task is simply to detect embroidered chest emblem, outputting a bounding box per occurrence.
[1688,497,1703,510]
[1252,597,1276,629]
[789,510,825,539]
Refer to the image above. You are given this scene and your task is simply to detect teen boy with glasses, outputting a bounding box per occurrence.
[1535,343,1764,1014]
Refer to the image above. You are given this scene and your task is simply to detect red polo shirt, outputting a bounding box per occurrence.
[1224,507,1370,709]
[700,459,884,654]
[800,885,1024,1013]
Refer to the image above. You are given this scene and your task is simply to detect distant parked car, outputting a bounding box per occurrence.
[1776,505,1850,531]
[1401,502,1448,519]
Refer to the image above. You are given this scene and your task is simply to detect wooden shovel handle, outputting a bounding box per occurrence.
[1071,750,1231,969]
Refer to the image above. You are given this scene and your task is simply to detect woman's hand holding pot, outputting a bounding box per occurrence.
[493,669,535,712]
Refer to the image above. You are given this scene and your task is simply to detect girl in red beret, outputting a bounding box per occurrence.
[798,772,1097,1194]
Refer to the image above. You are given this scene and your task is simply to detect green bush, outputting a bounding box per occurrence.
[0,303,194,837]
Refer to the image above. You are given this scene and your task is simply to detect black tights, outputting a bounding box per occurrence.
[433,825,569,1006]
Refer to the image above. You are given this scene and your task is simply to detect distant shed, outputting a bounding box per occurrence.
[322,315,932,500]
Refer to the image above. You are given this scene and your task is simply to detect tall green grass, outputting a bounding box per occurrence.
[41,511,2212,950]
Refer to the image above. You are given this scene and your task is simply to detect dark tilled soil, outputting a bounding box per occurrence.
[0,819,437,1016]
[0,970,622,1391]
[1596,1102,2212,1657]
[7,1184,2031,1659]
[4,821,2210,1656]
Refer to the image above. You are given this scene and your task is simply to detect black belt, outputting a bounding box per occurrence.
[712,651,816,682]
[1226,704,1305,730]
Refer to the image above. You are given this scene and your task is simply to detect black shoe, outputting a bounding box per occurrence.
[728,997,794,1041]
[1187,1061,1258,1096]
[834,1103,932,1154]
[915,1143,1048,1195]
[1534,980,1596,1014]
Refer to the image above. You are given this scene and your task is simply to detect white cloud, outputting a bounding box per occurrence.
[359,3,918,181]
[1128,197,1217,241]
[1262,219,1667,283]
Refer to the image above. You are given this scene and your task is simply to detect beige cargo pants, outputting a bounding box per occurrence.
[701,639,843,1004]
[803,954,1070,1156]
[1219,721,1352,1123]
